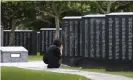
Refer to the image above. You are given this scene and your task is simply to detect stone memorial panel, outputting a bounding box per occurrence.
[82,15,105,59]
[106,12,133,61]
[62,16,81,57]
[62,20,69,56]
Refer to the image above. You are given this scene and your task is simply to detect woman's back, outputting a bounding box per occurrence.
[46,45,61,59]
[43,45,61,68]
[43,38,62,68]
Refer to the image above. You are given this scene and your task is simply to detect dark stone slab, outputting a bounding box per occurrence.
[62,16,82,57]
[105,12,133,61]
[82,15,106,59]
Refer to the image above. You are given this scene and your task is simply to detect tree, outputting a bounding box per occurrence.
[1,1,37,45]
[35,1,74,38]
[67,1,91,15]
[89,1,116,14]
[113,1,133,12]
[88,1,133,14]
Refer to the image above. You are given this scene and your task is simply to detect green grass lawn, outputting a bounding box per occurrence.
[28,55,43,61]
[28,55,133,78]
[1,67,89,80]
[28,53,43,61]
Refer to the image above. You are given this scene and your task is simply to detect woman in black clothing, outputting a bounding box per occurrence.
[43,38,63,68]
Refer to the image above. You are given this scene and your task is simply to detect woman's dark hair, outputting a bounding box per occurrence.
[53,38,62,47]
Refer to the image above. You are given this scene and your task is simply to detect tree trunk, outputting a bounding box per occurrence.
[9,19,16,46]
[106,1,114,14]
[55,17,60,38]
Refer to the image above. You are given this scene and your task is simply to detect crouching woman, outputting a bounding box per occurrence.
[43,38,63,68]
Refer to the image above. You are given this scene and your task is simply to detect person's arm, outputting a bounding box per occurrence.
[60,45,63,56]
[54,47,61,59]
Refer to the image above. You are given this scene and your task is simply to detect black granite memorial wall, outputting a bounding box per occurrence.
[3,30,37,55]
[105,12,133,70]
[61,13,133,70]
[40,28,62,55]
[62,16,82,66]
[78,15,106,67]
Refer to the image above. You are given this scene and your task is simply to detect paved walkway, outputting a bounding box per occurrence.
[1,61,133,80]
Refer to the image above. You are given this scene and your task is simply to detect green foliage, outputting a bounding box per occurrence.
[68,1,91,15]
[113,1,133,12]
[88,1,133,14]
[1,1,133,30]
[1,1,37,29]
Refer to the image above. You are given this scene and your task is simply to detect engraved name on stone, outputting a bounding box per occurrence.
[80,21,83,56]
[27,32,30,50]
[24,32,26,46]
[122,18,126,59]
[17,32,19,45]
[49,31,52,45]
[15,33,17,45]
[96,20,100,57]
[18,32,20,45]
[41,31,44,51]
[75,21,79,56]
[46,31,48,49]
[109,18,113,59]
[16,33,18,45]
[85,20,89,57]
[70,21,74,56]
[64,25,68,56]
[21,32,23,45]
[128,18,132,60]
[90,19,94,57]
[115,18,120,59]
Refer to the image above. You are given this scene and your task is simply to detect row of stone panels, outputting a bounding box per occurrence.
[3,30,37,55]
[2,28,62,55]
[39,28,62,55]
[62,12,133,62]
